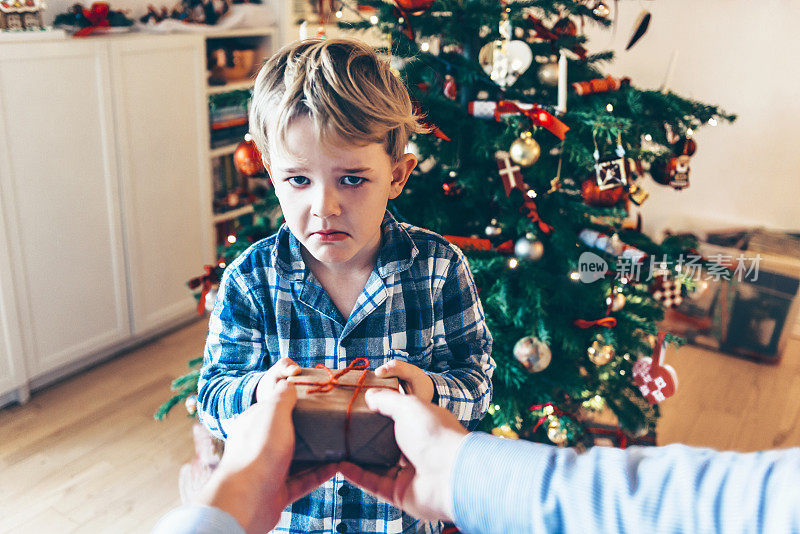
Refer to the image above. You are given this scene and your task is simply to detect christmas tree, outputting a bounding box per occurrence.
[160,0,735,448]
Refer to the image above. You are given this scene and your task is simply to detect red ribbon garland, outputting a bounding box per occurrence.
[521,197,553,234]
[494,101,570,140]
[292,358,396,460]
[573,317,618,329]
[442,235,514,254]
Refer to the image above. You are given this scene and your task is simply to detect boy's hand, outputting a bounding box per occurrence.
[375,359,435,403]
[339,389,468,523]
[255,357,301,402]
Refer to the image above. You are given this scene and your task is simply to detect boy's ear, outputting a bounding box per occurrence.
[388,153,418,199]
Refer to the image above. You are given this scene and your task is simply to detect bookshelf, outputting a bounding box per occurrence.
[201,14,290,250]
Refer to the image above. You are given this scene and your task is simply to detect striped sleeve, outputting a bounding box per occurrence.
[197,264,268,439]
[452,432,800,534]
[427,246,495,429]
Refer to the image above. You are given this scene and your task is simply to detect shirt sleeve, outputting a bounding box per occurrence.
[150,505,245,534]
[451,432,800,534]
[197,265,268,439]
[426,246,495,429]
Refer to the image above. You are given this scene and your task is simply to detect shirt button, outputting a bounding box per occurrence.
[336,523,347,533]
[338,485,349,497]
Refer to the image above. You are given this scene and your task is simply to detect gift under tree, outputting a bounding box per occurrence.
[160,0,734,453]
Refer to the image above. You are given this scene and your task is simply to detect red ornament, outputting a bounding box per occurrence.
[581,177,624,207]
[632,332,678,404]
[676,137,697,156]
[443,75,457,100]
[393,0,433,15]
[552,18,577,36]
[233,139,265,177]
[495,151,525,197]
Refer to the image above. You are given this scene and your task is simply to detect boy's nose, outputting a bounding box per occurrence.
[310,187,342,219]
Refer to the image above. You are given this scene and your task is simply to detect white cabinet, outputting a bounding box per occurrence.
[0,40,132,381]
[110,36,213,334]
[0,34,212,403]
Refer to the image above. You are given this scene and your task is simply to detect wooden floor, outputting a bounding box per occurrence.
[1,320,799,533]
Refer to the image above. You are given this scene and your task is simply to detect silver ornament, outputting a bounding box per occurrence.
[514,236,544,261]
[478,40,533,87]
[513,336,552,372]
[204,287,218,314]
[485,219,503,237]
[185,395,198,415]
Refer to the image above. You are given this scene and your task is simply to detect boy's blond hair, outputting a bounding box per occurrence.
[249,38,425,164]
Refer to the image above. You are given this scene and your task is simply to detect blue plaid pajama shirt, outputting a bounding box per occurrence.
[198,210,495,534]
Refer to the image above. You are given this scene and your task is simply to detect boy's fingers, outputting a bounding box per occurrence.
[268,359,302,381]
[285,464,338,503]
[375,359,414,379]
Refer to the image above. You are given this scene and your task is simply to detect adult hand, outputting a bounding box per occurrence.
[339,389,468,523]
[196,381,336,534]
[375,359,435,403]
[255,357,301,402]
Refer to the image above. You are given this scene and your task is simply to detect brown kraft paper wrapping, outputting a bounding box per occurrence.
[287,366,401,467]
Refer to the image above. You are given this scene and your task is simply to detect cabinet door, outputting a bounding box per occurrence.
[0,199,27,401]
[109,35,214,335]
[0,41,132,379]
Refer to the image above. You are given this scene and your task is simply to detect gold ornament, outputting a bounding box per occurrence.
[509,132,541,167]
[587,339,615,365]
[611,292,626,312]
[628,182,649,205]
[536,60,559,86]
[593,1,610,18]
[491,424,519,439]
[546,419,568,444]
[513,335,552,372]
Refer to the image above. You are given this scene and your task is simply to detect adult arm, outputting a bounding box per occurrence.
[152,383,336,534]
[453,433,800,534]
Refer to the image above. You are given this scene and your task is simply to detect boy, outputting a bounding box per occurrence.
[198,38,495,534]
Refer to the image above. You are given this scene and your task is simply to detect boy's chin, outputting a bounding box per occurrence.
[305,245,356,265]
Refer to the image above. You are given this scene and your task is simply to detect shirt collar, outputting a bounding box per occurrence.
[272,210,419,282]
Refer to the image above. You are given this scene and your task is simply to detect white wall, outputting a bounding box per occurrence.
[585,0,800,237]
[43,1,798,236]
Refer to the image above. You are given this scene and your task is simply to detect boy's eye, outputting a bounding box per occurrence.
[341,175,366,186]
[286,176,310,186]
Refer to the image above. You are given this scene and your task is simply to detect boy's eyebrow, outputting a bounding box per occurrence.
[281,166,372,174]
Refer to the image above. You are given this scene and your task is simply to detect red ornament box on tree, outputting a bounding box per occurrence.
[393,0,433,15]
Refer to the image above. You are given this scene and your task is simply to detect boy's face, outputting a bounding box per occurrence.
[267,115,417,273]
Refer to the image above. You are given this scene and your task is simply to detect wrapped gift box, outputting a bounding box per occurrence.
[287,367,401,466]
[662,228,800,363]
